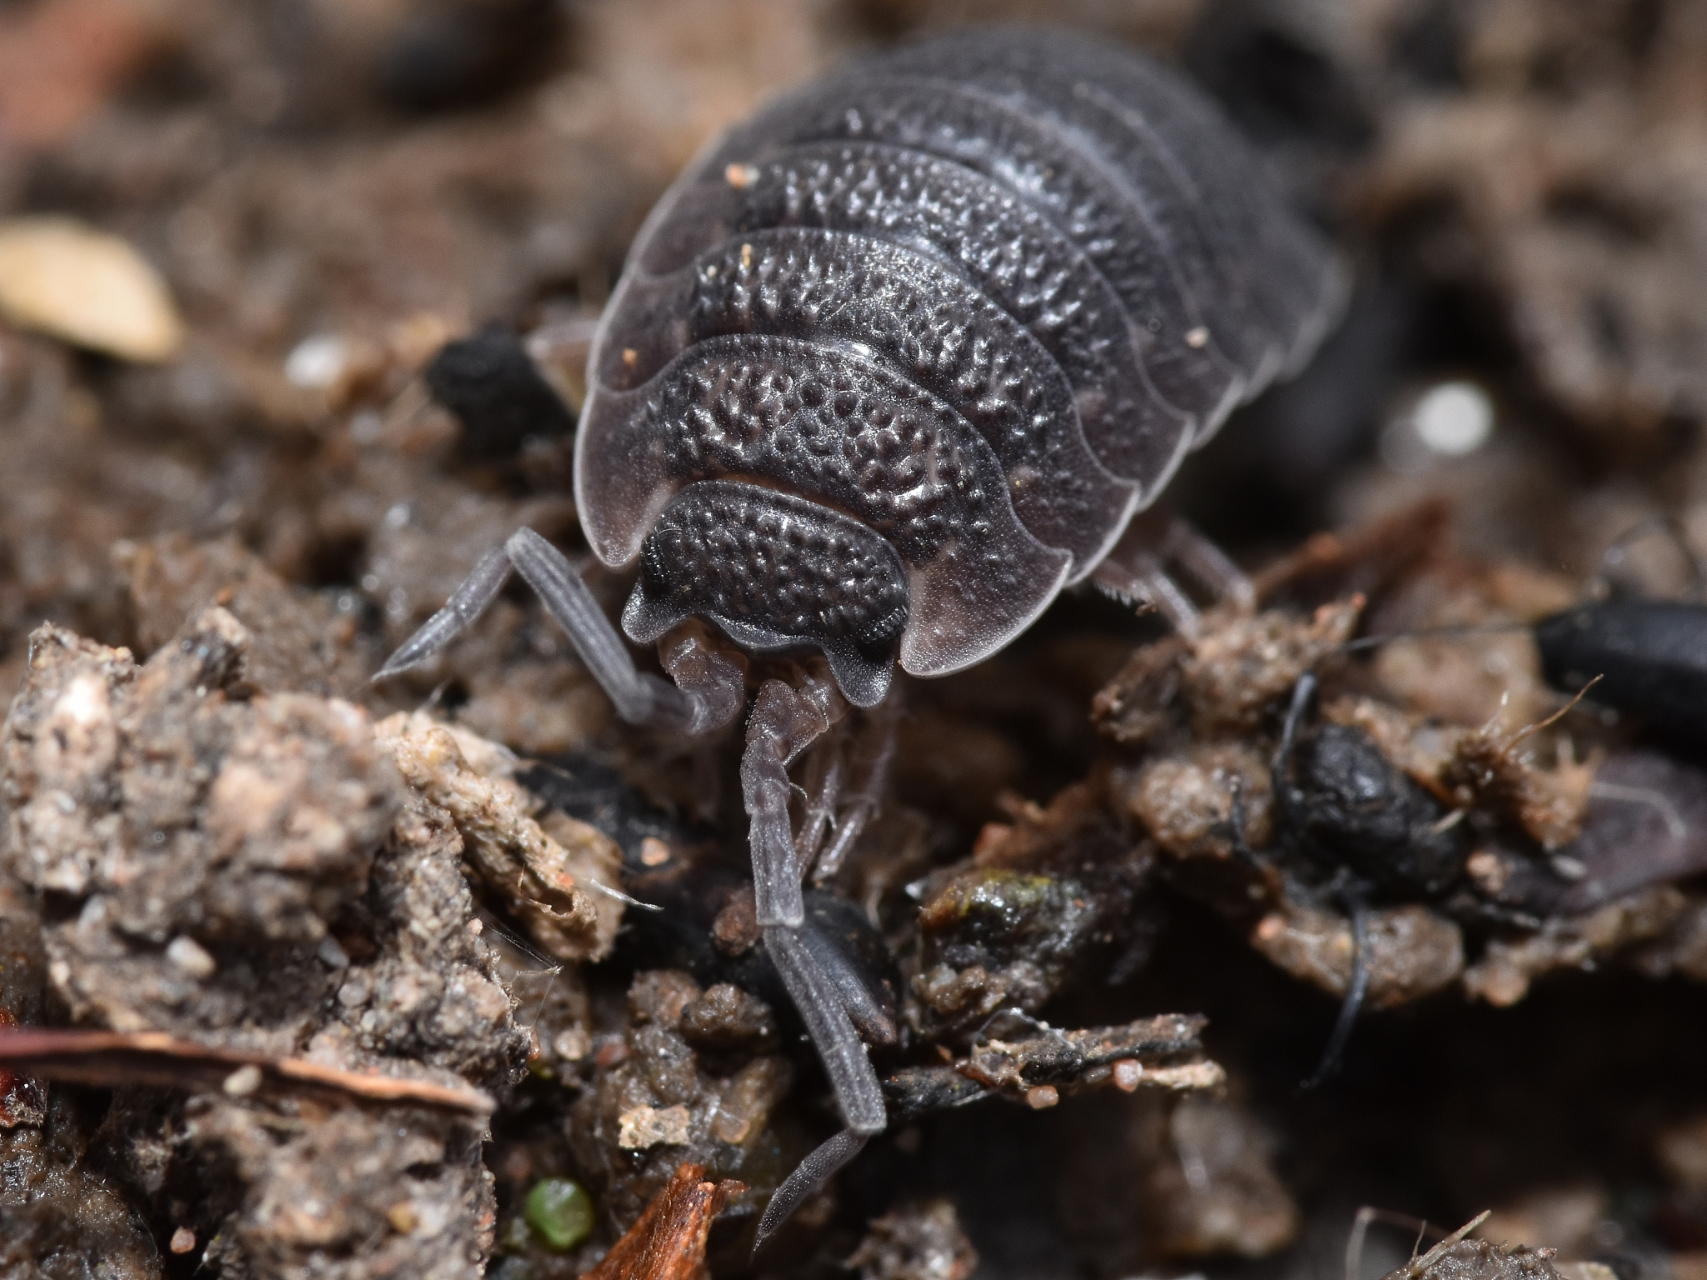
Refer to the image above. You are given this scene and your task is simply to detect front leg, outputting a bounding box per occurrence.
[756,924,887,1249]
[375,528,741,735]
[742,679,892,1248]
[743,678,840,929]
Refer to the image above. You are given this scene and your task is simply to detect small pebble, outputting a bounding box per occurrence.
[525,1178,595,1252]
[316,935,351,969]
[552,1027,590,1061]
[0,216,184,362]
[617,1102,692,1148]
[222,1064,262,1096]
[284,333,347,389]
[166,935,217,980]
[169,1227,197,1254]
[1025,1085,1060,1109]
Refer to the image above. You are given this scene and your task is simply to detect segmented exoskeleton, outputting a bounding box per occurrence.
[379,26,1346,1246]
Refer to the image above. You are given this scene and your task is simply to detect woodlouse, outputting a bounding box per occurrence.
[378,27,1347,1245]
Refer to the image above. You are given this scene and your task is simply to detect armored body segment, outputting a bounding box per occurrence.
[599,139,1195,495]
[592,227,1137,577]
[577,27,1346,685]
[705,73,1268,412]
[706,73,1287,393]
[875,30,1345,436]
[578,333,1070,675]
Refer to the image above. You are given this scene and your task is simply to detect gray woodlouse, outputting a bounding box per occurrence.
[377,26,1347,1245]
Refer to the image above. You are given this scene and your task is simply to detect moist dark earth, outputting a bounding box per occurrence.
[5,2,1707,1279]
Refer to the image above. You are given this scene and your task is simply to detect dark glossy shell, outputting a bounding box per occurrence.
[578,27,1346,684]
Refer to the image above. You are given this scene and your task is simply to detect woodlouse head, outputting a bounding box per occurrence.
[620,480,910,707]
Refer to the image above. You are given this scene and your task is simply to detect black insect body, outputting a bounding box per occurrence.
[424,321,575,459]
[1534,600,1707,754]
[1273,721,1467,901]
[1265,672,1468,1084]
[378,28,1344,1245]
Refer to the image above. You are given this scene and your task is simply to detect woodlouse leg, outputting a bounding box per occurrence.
[745,681,889,1247]
[793,728,845,871]
[1163,518,1257,613]
[374,528,739,734]
[757,923,887,1249]
[755,1129,869,1250]
[744,679,839,929]
[797,914,900,1048]
[811,698,900,886]
[1090,551,1203,636]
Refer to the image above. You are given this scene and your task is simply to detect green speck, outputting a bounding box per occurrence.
[525,1178,594,1252]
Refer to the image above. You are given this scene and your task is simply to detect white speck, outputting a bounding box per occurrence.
[284,334,346,389]
[350,410,383,443]
[411,1201,450,1239]
[554,1027,591,1061]
[384,503,411,529]
[360,574,381,593]
[57,673,107,725]
[316,935,350,969]
[1413,380,1493,456]
[222,1064,263,1096]
[167,935,217,979]
[1184,326,1209,348]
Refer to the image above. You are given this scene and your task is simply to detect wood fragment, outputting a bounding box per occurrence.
[883,1014,1220,1119]
[0,1028,494,1116]
[580,1162,746,1280]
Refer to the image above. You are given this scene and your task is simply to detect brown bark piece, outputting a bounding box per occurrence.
[580,1162,745,1280]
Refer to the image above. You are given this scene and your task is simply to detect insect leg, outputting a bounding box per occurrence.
[375,528,737,734]
[373,544,513,678]
[793,731,845,871]
[755,1129,869,1250]
[1301,902,1372,1089]
[797,913,900,1047]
